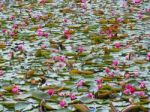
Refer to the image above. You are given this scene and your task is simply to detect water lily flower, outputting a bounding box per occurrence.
[59,100,66,108]
[41,44,46,49]
[105,67,110,74]
[133,0,141,4]
[95,78,103,84]
[9,32,16,36]
[87,93,94,99]
[13,24,18,29]
[2,29,6,33]
[121,1,128,8]
[38,25,42,29]
[52,49,60,53]
[117,18,124,22]
[38,0,47,4]
[125,54,130,60]
[134,70,139,77]
[55,62,66,70]
[136,91,145,97]
[64,18,68,23]
[123,84,135,95]
[123,89,130,95]
[114,42,121,49]
[146,8,150,12]
[76,80,84,87]
[124,73,130,79]
[18,44,24,50]
[64,29,72,39]
[47,89,55,96]
[112,60,119,66]
[10,15,15,20]
[0,70,4,76]
[77,46,84,53]
[146,52,150,60]
[70,93,76,100]
[81,0,87,3]
[139,81,145,88]
[97,84,102,89]
[37,29,44,36]
[8,51,14,59]
[108,72,115,77]
[43,32,49,38]
[137,13,143,19]
[53,56,65,62]
[12,86,19,94]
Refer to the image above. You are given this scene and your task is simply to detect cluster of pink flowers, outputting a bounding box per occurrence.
[100,30,114,39]
[52,55,65,62]
[123,84,135,95]
[95,78,103,90]
[37,29,49,37]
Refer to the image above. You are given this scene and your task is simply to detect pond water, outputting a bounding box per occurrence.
[0,0,150,112]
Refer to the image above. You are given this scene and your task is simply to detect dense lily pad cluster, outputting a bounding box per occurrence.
[0,0,150,111]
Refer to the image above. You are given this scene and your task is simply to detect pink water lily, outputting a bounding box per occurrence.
[95,78,103,84]
[97,84,102,89]
[81,0,87,3]
[114,42,121,49]
[123,84,135,95]
[76,80,84,87]
[64,29,72,39]
[133,0,142,4]
[117,18,124,22]
[38,0,47,4]
[108,72,115,77]
[10,15,15,20]
[146,52,150,60]
[59,100,66,108]
[77,46,84,53]
[41,44,46,49]
[18,44,24,50]
[13,24,18,29]
[0,70,4,76]
[112,60,119,66]
[70,93,76,100]
[105,67,110,74]
[64,18,68,23]
[2,29,7,33]
[47,89,55,96]
[53,56,65,62]
[87,93,94,99]
[138,13,143,19]
[124,73,130,79]
[125,54,130,60]
[37,29,44,36]
[134,70,139,77]
[136,91,145,97]
[139,81,145,88]
[55,62,66,70]
[12,86,19,94]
